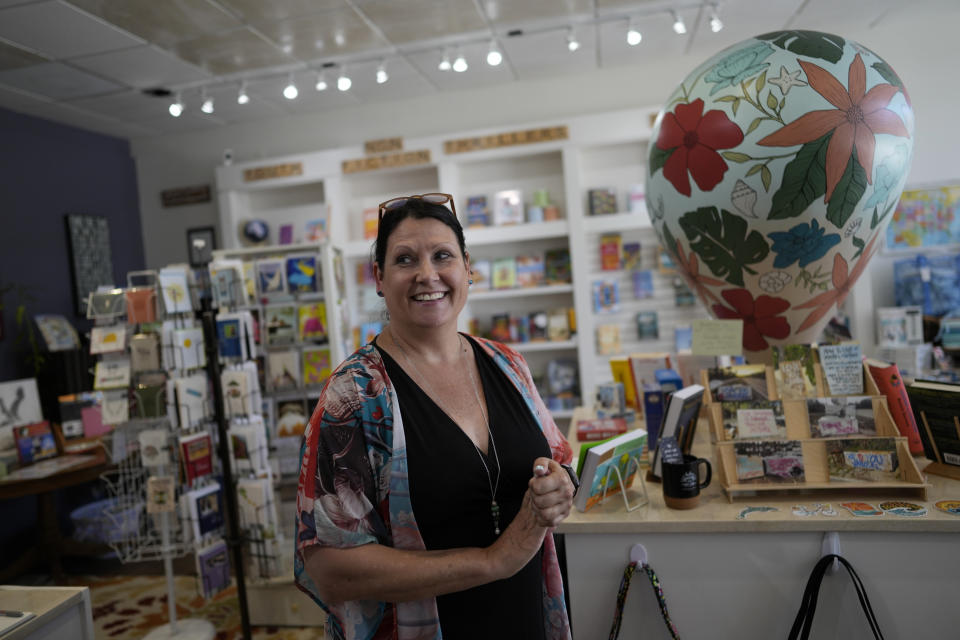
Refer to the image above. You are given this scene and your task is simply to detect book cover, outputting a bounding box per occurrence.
[592,280,619,313]
[547,309,570,342]
[516,255,545,287]
[196,539,231,599]
[675,326,693,352]
[595,382,626,418]
[471,259,491,291]
[720,400,786,440]
[825,437,901,482]
[187,482,224,539]
[771,344,817,399]
[34,314,80,352]
[255,259,288,301]
[492,257,517,289]
[576,416,628,442]
[599,233,622,271]
[279,224,294,245]
[146,475,175,513]
[636,311,659,340]
[303,347,332,387]
[492,189,524,226]
[138,428,170,467]
[94,359,131,390]
[130,333,161,373]
[588,188,618,216]
[673,277,696,306]
[286,254,319,294]
[528,312,548,341]
[905,379,960,466]
[574,428,647,512]
[651,384,704,479]
[90,325,127,355]
[14,421,57,465]
[126,287,157,324]
[544,248,571,284]
[627,352,673,401]
[276,400,308,437]
[734,440,805,483]
[304,217,327,242]
[268,350,301,390]
[298,303,328,342]
[622,242,641,271]
[172,327,206,370]
[216,317,243,359]
[264,305,297,345]
[490,314,512,342]
[641,384,665,451]
[179,432,214,484]
[465,195,490,227]
[546,359,578,397]
[807,396,876,438]
[866,359,923,455]
[632,270,654,299]
[158,267,192,314]
[363,207,379,240]
[596,324,621,356]
[609,358,637,411]
[817,343,864,396]
[706,364,769,402]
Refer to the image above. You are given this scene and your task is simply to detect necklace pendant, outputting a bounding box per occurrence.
[491,500,500,536]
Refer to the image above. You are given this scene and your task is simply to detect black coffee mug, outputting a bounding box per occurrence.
[662,454,712,509]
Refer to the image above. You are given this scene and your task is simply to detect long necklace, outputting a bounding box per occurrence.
[388,328,503,535]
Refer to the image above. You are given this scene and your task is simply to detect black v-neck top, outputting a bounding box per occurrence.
[376,334,550,639]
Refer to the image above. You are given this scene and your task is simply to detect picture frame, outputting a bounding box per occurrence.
[187,226,216,268]
[64,213,115,316]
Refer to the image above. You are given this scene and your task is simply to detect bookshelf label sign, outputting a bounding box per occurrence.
[243,162,303,182]
[444,126,568,154]
[364,137,403,154]
[161,184,211,207]
[342,149,431,173]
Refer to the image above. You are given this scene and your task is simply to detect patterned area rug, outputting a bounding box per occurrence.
[84,575,323,639]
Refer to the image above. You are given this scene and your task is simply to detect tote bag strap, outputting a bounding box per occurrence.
[788,554,884,640]
[608,561,681,640]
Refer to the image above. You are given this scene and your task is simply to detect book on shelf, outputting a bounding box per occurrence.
[641,384,665,452]
[528,312,548,341]
[650,384,704,480]
[179,432,214,484]
[599,233,622,271]
[628,185,646,215]
[596,324,621,356]
[490,314,512,343]
[492,257,517,289]
[876,306,924,347]
[595,382,626,418]
[298,303,328,342]
[817,342,864,396]
[14,421,57,465]
[363,208,379,240]
[547,308,570,342]
[636,311,659,340]
[492,189,524,226]
[278,224,294,245]
[544,248,571,284]
[734,440,805,483]
[576,416,628,442]
[588,188,618,216]
[286,254,320,294]
[465,195,490,227]
[516,255,545,287]
[622,242,641,271]
[471,259,491,290]
[574,428,647,512]
[609,357,637,411]
[196,539,231,600]
[592,280,619,314]
[304,217,327,242]
[864,358,923,454]
[771,344,816,399]
[905,379,960,470]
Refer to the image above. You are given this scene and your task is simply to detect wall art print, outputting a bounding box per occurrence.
[65,214,115,316]
[886,184,960,251]
[646,30,914,355]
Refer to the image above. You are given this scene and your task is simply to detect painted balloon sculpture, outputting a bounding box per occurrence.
[646,31,914,355]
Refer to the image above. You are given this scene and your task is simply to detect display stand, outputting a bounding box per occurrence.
[599,454,649,511]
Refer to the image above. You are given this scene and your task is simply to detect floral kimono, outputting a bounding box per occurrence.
[294,336,573,640]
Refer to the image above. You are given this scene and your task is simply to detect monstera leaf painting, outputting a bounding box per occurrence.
[646,31,914,354]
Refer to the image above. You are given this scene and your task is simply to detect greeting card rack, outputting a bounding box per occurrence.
[703,364,930,502]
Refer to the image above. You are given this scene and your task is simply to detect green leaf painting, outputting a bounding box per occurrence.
[650,144,675,176]
[871,61,906,94]
[826,155,867,229]
[678,207,769,286]
[768,133,830,220]
[756,30,846,64]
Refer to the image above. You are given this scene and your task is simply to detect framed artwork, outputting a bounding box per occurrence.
[187,226,216,267]
[886,184,960,252]
[64,214,114,316]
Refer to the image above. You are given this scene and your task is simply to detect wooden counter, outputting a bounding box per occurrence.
[556,408,960,639]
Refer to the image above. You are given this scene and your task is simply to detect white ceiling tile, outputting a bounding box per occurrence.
[140,110,227,133]
[175,27,291,74]
[255,7,390,60]
[342,57,438,102]
[486,0,593,26]
[0,0,143,59]
[502,26,597,81]
[71,45,211,88]
[356,0,486,45]
[0,61,122,99]
[191,84,288,123]
[218,0,344,25]
[67,90,172,120]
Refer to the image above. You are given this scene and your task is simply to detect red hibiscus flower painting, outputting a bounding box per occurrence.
[656,98,744,197]
[712,288,791,352]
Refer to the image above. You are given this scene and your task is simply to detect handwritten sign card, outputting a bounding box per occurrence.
[692,319,743,356]
[818,343,863,395]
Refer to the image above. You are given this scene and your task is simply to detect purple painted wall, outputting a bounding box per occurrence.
[0,106,144,380]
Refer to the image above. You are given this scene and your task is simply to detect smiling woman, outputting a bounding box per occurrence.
[294,195,577,640]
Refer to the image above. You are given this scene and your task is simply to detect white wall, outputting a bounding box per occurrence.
[130,12,960,349]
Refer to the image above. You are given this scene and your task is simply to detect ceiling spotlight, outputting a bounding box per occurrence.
[200,90,214,114]
[438,48,452,71]
[452,48,468,72]
[337,67,351,91]
[566,27,580,52]
[237,82,249,105]
[315,70,328,91]
[626,21,642,46]
[709,5,723,32]
[283,73,298,99]
[671,11,687,35]
[486,39,502,66]
[168,93,183,117]
[376,59,388,84]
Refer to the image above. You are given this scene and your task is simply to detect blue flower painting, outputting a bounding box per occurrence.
[704,41,775,95]
[768,219,841,268]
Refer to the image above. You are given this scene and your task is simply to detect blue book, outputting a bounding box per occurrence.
[655,368,683,394]
[642,384,665,452]
[216,318,242,358]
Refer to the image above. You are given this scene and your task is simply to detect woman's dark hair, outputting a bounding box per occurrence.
[373,198,467,271]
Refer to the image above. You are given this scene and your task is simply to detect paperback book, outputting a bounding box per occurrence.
[636,311,659,340]
[592,280,619,314]
[516,255,545,287]
[492,257,517,289]
[544,248,571,284]
[632,270,654,299]
[865,358,923,454]
[650,384,704,479]
[492,189,524,226]
[465,195,490,227]
[574,428,647,512]
[599,233,622,271]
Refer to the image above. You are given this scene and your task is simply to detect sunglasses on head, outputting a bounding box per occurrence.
[377,193,457,222]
